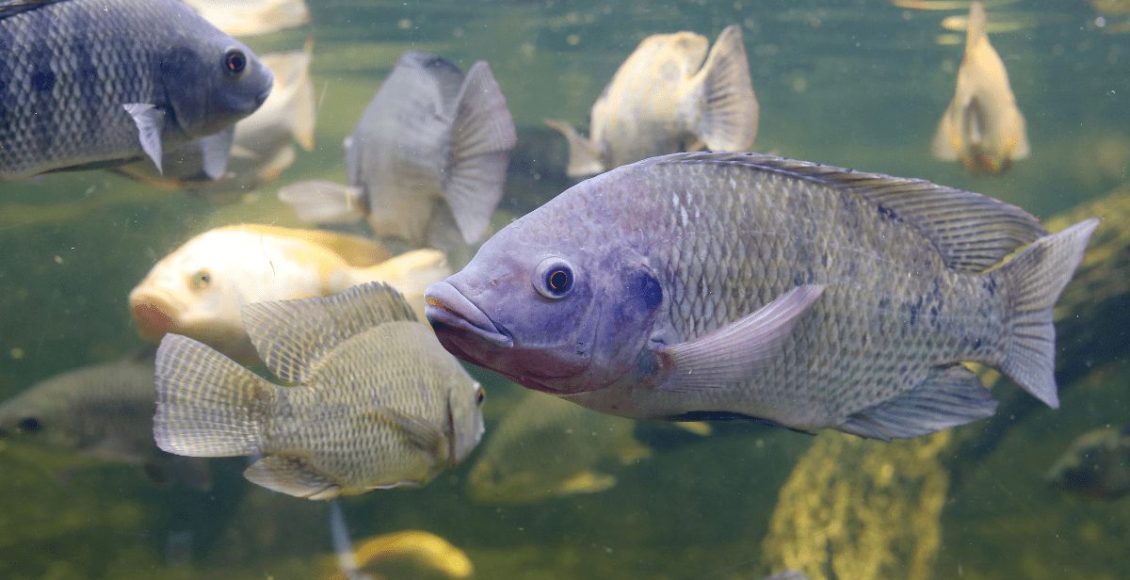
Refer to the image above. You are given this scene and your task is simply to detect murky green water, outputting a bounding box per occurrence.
[1,1,1128,578]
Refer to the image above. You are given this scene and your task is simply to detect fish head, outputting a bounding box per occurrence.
[1044,427,1127,499]
[128,232,246,355]
[161,24,274,139]
[0,398,67,449]
[447,379,487,465]
[425,213,663,395]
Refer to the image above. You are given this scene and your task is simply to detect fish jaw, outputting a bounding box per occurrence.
[129,290,182,342]
[425,281,513,351]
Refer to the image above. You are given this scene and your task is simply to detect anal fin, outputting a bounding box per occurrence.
[244,454,340,500]
[838,364,997,441]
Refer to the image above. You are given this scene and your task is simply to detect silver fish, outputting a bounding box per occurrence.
[467,391,651,504]
[0,0,273,180]
[426,152,1097,441]
[1045,425,1130,500]
[154,282,485,500]
[0,351,210,488]
[545,24,758,177]
[278,51,516,250]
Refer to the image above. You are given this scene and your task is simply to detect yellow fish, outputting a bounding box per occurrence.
[129,224,448,362]
[327,530,474,580]
[545,24,758,177]
[184,0,309,37]
[932,0,1030,175]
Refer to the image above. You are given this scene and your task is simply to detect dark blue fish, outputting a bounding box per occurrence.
[0,0,273,180]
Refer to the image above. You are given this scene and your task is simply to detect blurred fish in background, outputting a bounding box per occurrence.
[114,40,317,204]
[279,51,516,254]
[0,350,210,490]
[0,0,273,181]
[154,283,486,500]
[932,0,1029,175]
[327,528,474,580]
[129,224,449,363]
[184,0,310,38]
[545,24,758,178]
[467,392,653,504]
[1046,425,1130,500]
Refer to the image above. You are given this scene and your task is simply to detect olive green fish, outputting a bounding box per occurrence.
[427,152,1098,441]
[154,282,485,500]
[1045,425,1130,500]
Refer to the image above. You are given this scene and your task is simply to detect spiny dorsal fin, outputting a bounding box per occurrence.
[651,152,1047,272]
[241,282,417,384]
[223,224,392,267]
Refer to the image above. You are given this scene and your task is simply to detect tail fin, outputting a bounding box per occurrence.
[691,24,759,152]
[445,61,517,244]
[998,219,1099,408]
[154,334,277,457]
[348,249,452,321]
[544,119,605,177]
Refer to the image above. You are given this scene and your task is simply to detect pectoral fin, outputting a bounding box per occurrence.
[123,103,166,174]
[371,408,449,465]
[197,127,235,180]
[557,470,617,495]
[658,284,824,392]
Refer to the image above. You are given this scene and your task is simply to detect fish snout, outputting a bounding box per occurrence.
[425,282,512,349]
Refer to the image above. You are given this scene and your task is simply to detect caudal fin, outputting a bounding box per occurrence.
[446,61,517,245]
[154,334,277,457]
[691,24,759,152]
[998,219,1099,408]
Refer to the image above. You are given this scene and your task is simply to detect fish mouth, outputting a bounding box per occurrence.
[424,282,512,349]
[129,292,180,341]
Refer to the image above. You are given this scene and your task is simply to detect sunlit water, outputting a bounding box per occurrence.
[0,1,1127,578]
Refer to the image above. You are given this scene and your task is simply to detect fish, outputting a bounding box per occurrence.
[1045,425,1130,500]
[184,0,310,37]
[544,24,758,178]
[467,391,652,504]
[278,51,516,250]
[0,351,210,489]
[0,0,273,181]
[932,0,1029,175]
[113,41,316,202]
[425,152,1098,441]
[129,224,449,363]
[328,526,474,580]
[153,282,486,500]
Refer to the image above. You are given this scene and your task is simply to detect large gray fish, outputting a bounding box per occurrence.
[425,152,1097,441]
[154,282,485,500]
[278,51,516,250]
[1045,425,1130,500]
[0,0,273,180]
[545,24,758,178]
[0,351,210,489]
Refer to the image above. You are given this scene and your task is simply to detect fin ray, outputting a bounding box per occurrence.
[691,24,759,152]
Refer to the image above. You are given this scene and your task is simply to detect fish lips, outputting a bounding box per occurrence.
[425,282,513,352]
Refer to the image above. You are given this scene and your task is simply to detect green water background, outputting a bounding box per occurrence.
[0,0,1127,578]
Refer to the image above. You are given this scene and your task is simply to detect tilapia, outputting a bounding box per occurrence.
[184,0,309,37]
[154,282,486,500]
[1045,425,1130,500]
[545,24,758,178]
[426,152,1097,441]
[0,0,273,180]
[129,224,449,362]
[114,41,316,202]
[0,351,209,489]
[467,391,651,504]
[278,51,516,250]
[932,0,1029,175]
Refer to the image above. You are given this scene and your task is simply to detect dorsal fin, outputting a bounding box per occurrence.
[241,282,417,384]
[222,224,392,267]
[650,152,1047,272]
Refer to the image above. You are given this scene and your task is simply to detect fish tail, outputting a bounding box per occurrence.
[691,24,759,152]
[154,334,277,457]
[544,119,605,177]
[998,218,1098,408]
[445,61,517,245]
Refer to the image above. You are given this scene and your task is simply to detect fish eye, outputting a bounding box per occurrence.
[223,49,247,76]
[475,385,486,406]
[533,257,574,300]
[17,417,41,433]
[190,269,212,291]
